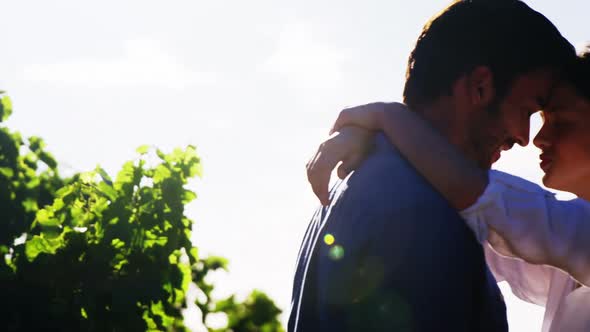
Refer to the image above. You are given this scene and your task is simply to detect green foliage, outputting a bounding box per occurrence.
[194,257,284,332]
[1,93,13,121]
[212,291,284,332]
[0,92,283,331]
[0,93,63,250]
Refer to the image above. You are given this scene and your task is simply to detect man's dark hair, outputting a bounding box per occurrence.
[568,46,590,101]
[403,0,575,109]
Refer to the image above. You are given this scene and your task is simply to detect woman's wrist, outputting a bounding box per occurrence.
[377,103,408,134]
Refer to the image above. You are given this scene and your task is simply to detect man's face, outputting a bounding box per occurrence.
[466,70,555,169]
[533,82,590,193]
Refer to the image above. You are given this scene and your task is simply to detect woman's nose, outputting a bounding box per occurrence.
[533,124,552,150]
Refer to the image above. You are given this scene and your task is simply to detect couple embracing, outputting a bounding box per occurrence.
[289,1,590,331]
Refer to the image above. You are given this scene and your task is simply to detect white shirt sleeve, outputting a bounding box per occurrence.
[460,170,590,287]
[484,244,555,306]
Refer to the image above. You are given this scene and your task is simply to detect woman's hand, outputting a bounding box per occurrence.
[307,102,410,205]
[307,126,374,205]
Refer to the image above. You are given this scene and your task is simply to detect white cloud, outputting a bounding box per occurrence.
[263,22,351,85]
[21,39,217,89]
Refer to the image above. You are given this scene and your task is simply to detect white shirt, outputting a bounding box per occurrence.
[460,170,590,332]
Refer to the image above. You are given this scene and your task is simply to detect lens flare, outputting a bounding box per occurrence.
[323,233,335,246]
[329,245,344,260]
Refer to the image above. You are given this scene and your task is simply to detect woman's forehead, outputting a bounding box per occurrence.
[545,81,578,111]
[543,91,590,123]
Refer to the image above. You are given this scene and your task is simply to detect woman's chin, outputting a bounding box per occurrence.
[541,172,559,190]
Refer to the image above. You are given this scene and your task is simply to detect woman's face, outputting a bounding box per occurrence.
[533,82,590,194]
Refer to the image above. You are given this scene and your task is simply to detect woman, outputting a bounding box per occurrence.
[307,49,590,331]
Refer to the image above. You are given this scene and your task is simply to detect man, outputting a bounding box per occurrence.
[288,1,575,331]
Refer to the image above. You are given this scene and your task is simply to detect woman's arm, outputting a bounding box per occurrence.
[484,245,555,306]
[313,102,488,210]
[461,171,590,287]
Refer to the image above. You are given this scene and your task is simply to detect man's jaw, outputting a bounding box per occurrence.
[491,150,502,165]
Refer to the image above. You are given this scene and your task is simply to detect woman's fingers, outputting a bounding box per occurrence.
[309,102,408,204]
[307,138,342,205]
[336,161,350,180]
[307,127,374,205]
[337,151,367,180]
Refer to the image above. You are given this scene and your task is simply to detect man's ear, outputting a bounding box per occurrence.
[467,66,495,107]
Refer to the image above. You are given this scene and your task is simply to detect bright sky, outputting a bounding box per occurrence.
[1,1,589,331]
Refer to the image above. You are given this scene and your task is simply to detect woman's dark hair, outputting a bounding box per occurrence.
[567,45,590,101]
[403,0,575,109]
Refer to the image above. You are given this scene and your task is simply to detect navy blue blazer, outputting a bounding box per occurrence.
[288,135,507,332]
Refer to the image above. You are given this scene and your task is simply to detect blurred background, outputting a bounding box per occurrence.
[1,1,588,330]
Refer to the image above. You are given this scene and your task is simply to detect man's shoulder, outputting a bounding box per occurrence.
[318,142,463,245]
[330,137,443,212]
